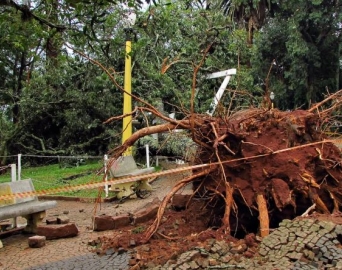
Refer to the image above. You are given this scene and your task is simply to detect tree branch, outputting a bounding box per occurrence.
[0,0,66,31]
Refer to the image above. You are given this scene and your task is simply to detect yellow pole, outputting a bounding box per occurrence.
[122,38,132,156]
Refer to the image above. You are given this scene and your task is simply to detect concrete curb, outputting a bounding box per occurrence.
[38,195,117,203]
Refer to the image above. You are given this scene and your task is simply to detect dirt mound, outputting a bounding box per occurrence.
[123,108,342,244]
[103,102,342,268]
[188,109,342,235]
[99,197,241,267]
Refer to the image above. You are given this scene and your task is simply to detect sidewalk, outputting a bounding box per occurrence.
[0,201,132,270]
[0,173,187,270]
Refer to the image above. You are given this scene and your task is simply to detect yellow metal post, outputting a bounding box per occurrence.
[122,39,133,156]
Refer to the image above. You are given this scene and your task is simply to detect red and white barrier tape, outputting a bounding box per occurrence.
[0,163,207,201]
[1,138,341,201]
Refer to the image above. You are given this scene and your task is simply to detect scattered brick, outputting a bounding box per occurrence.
[28,235,46,248]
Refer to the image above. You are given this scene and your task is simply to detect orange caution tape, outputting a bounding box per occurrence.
[1,138,341,201]
[0,163,207,201]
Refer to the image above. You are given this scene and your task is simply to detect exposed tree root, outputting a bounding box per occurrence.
[107,90,342,241]
[143,165,217,243]
[257,194,269,237]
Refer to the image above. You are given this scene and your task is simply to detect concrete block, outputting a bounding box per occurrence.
[45,217,57,224]
[132,198,160,225]
[93,214,131,231]
[93,215,115,231]
[28,235,46,248]
[36,223,78,240]
[57,215,70,224]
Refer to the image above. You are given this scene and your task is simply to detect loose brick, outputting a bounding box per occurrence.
[28,235,46,248]
[57,215,70,224]
[36,223,78,240]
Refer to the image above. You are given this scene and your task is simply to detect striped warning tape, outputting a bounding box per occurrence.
[0,163,208,201]
[0,138,341,201]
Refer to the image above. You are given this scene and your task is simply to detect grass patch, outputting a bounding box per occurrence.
[0,160,106,198]
[132,225,145,234]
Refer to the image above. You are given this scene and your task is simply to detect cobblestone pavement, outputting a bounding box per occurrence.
[25,251,130,270]
[0,228,130,270]
[150,218,342,270]
[2,217,342,270]
[0,174,190,270]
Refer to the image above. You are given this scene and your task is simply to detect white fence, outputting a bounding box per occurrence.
[1,145,153,198]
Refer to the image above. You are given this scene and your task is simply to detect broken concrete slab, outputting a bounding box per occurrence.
[132,198,161,225]
[93,214,131,231]
[36,223,78,240]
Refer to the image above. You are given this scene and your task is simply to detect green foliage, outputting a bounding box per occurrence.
[132,225,145,234]
[0,160,104,198]
[133,1,238,113]
[251,0,341,110]
[0,0,340,164]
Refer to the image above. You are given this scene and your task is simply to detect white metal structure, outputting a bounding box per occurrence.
[205,68,237,116]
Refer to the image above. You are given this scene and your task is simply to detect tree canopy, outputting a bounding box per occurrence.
[0,0,340,163]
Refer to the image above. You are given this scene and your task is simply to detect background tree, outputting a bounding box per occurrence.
[0,0,340,165]
[251,0,342,110]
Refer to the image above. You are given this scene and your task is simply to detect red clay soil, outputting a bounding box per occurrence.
[100,108,342,267]
[99,198,242,267]
[97,199,342,268]
[192,108,342,233]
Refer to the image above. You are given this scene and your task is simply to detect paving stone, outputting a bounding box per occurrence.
[288,236,296,242]
[285,244,296,253]
[321,246,328,254]
[310,224,320,232]
[305,242,315,250]
[321,257,329,264]
[287,252,302,261]
[295,231,308,238]
[279,219,291,227]
[305,250,315,260]
[189,260,198,269]
[295,245,304,253]
[323,251,332,260]
[28,235,46,248]
[326,232,337,239]
[336,260,342,267]
[208,258,218,266]
[278,236,288,245]
[258,248,268,256]
[57,215,70,224]
[335,224,342,235]
[322,221,336,232]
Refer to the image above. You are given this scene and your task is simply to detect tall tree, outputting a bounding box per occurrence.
[251,0,342,109]
[220,0,278,45]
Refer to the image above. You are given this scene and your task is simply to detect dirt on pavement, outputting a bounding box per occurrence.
[2,162,342,269]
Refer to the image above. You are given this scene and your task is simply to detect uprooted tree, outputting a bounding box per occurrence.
[106,89,342,242]
[79,46,342,242]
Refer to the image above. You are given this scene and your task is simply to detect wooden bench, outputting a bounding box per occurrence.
[0,179,57,233]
